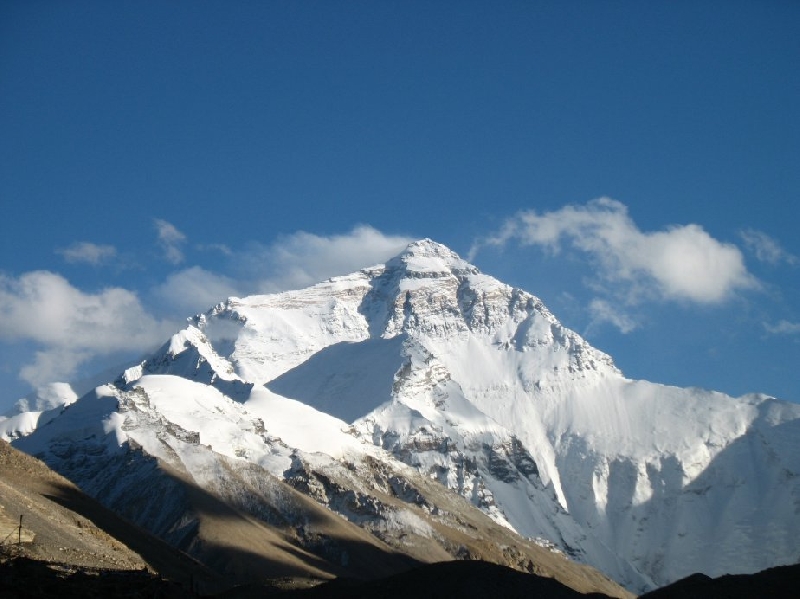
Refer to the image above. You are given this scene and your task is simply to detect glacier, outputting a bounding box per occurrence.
[4,238,799,593]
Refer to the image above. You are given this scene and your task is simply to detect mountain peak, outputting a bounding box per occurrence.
[386,239,478,277]
[402,238,455,256]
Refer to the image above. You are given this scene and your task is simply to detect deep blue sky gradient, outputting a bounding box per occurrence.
[1,1,798,410]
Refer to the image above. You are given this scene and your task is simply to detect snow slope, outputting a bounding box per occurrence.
[8,239,800,592]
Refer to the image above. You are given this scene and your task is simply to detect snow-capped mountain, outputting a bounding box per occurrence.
[6,239,800,593]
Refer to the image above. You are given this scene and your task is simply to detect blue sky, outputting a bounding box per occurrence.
[1,1,798,412]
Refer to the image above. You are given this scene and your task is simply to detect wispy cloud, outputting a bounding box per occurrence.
[150,225,413,317]
[740,229,799,266]
[587,298,638,334]
[473,198,759,305]
[196,243,233,256]
[154,218,187,264]
[151,266,240,316]
[57,242,117,265]
[764,320,800,335]
[0,271,173,387]
[242,225,414,293]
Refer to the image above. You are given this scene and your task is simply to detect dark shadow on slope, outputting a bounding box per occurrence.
[266,337,406,422]
[0,556,199,599]
[43,482,221,593]
[0,555,625,599]
[356,263,404,339]
[43,446,421,591]
[282,559,616,599]
[166,462,422,583]
[188,538,420,590]
[639,563,800,599]
[37,449,326,588]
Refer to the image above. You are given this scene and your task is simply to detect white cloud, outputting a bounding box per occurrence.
[196,243,233,256]
[740,229,799,266]
[244,225,415,292]
[474,198,758,304]
[154,218,187,264]
[151,226,414,317]
[57,242,117,265]
[19,349,90,390]
[0,271,173,386]
[764,320,800,335]
[150,226,413,317]
[588,298,638,334]
[152,266,241,316]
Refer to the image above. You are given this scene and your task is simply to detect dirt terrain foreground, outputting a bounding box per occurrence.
[0,440,219,590]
